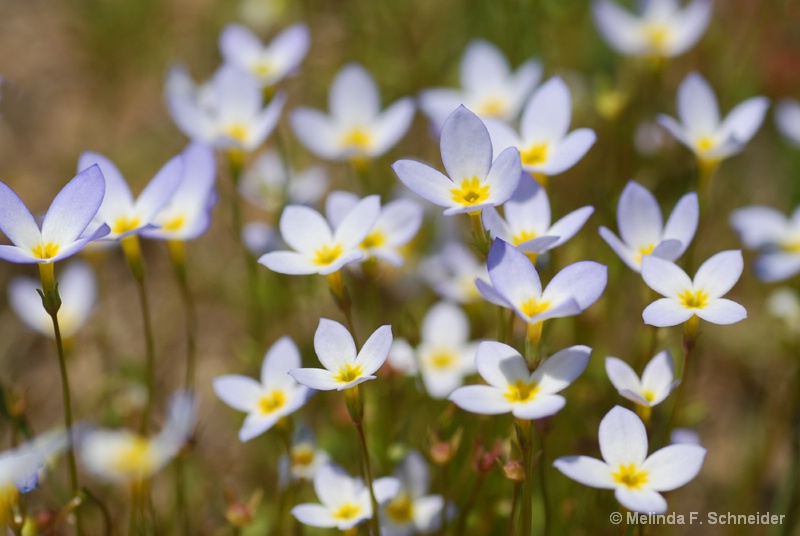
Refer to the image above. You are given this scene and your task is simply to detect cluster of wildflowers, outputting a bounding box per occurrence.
[2,1,797,534]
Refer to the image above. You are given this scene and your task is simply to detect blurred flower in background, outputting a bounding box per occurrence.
[239,149,329,212]
[730,205,800,282]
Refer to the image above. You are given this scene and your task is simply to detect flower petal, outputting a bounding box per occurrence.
[291,504,338,528]
[484,146,522,206]
[521,76,572,143]
[334,195,381,249]
[279,205,333,253]
[314,318,357,371]
[504,177,550,234]
[614,488,667,514]
[512,394,566,420]
[475,341,529,388]
[219,24,261,65]
[448,385,511,415]
[258,251,320,275]
[41,165,106,247]
[605,357,641,394]
[755,252,800,283]
[641,256,692,298]
[392,160,455,208]
[729,206,789,249]
[692,250,743,298]
[717,96,769,146]
[440,106,493,182]
[640,351,675,404]
[0,182,40,250]
[677,72,720,135]
[534,345,591,394]
[642,298,695,327]
[262,336,302,388]
[642,444,706,491]
[421,301,469,346]
[357,325,393,376]
[212,375,263,412]
[370,98,416,157]
[548,206,594,248]
[599,227,639,271]
[487,239,542,307]
[599,406,648,466]
[287,368,341,391]
[330,63,380,123]
[135,155,184,224]
[542,261,607,310]
[661,192,698,258]
[538,128,596,175]
[552,455,615,489]
[460,40,510,93]
[290,108,342,160]
[617,181,663,250]
[694,298,747,325]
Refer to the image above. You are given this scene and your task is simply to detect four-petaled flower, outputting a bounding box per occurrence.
[730,205,800,282]
[419,39,542,131]
[593,0,713,58]
[258,195,380,275]
[213,336,312,442]
[380,450,447,536]
[483,178,594,257]
[605,351,679,408]
[657,72,768,164]
[484,76,596,180]
[292,463,400,531]
[449,342,591,419]
[641,250,747,327]
[289,319,392,391]
[291,63,415,162]
[600,181,698,272]
[219,23,310,88]
[554,405,706,513]
[0,165,108,265]
[392,106,521,216]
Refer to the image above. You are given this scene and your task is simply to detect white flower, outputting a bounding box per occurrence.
[219,23,310,87]
[419,39,542,131]
[292,463,400,531]
[239,149,329,211]
[657,72,769,163]
[775,98,800,146]
[392,106,521,216]
[213,337,312,442]
[593,0,713,58]
[167,65,286,152]
[78,151,184,241]
[141,142,218,242]
[381,450,446,536]
[291,63,415,161]
[79,391,196,483]
[326,191,423,267]
[9,261,96,339]
[278,426,330,487]
[258,195,379,275]
[766,288,800,334]
[484,77,596,177]
[476,239,607,326]
[600,181,698,272]
[398,301,478,399]
[554,405,706,513]
[641,250,747,327]
[242,221,277,256]
[483,178,593,256]
[671,428,702,446]
[289,319,392,391]
[730,205,800,282]
[605,351,678,407]
[449,342,590,419]
[419,241,488,304]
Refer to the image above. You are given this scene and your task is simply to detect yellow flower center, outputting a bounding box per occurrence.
[695,136,716,153]
[110,436,156,478]
[361,231,385,249]
[504,379,541,403]
[450,177,491,208]
[520,143,549,167]
[512,229,538,246]
[612,463,649,490]
[161,214,186,231]
[257,390,287,415]
[428,351,456,370]
[678,289,709,309]
[313,244,343,266]
[635,244,656,266]
[334,362,365,384]
[224,124,250,143]
[520,298,550,318]
[332,502,362,521]
[781,240,800,253]
[340,127,373,150]
[475,96,508,117]
[112,216,141,235]
[385,493,415,523]
[291,444,315,468]
[32,242,60,260]
[643,24,671,52]
[642,389,656,403]
[251,60,275,77]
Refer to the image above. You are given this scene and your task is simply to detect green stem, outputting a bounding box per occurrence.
[39,277,82,535]
[538,434,551,536]
[132,267,155,435]
[516,419,533,536]
[506,483,521,536]
[663,319,698,444]
[354,419,381,536]
[453,473,485,536]
[167,241,198,391]
[438,464,449,536]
